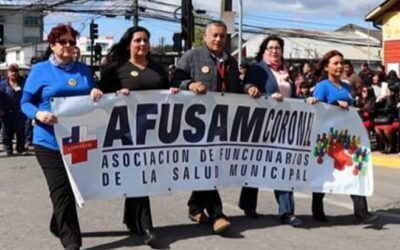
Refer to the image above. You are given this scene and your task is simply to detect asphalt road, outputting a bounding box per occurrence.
[1,151,399,250]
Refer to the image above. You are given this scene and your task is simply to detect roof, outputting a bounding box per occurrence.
[335,24,382,41]
[233,28,382,62]
[365,0,400,25]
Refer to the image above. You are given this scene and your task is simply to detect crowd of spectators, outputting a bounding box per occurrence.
[286,61,400,154]
[1,58,400,157]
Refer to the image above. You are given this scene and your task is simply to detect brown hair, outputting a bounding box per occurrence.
[315,50,344,81]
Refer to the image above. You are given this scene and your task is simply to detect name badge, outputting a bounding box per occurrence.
[201,66,210,74]
[68,78,77,87]
[130,71,139,77]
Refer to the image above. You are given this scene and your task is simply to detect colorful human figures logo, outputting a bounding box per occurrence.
[313,127,370,176]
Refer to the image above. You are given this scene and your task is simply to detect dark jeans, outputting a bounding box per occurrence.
[2,114,25,154]
[239,187,295,216]
[34,145,81,248]
[312,192,369,218]
[123,196,153,234]
[188,190,225,222]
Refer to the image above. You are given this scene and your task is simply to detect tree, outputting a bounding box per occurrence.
[192,15,213,48]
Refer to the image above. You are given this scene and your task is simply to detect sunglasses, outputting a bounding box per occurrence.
[56,39,77,46]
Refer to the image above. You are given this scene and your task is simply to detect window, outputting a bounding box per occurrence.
[0,16,5,24]
[24,36,41,44]
[24,16,42,27]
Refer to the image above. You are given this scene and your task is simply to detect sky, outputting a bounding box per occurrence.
[43,0,385,45]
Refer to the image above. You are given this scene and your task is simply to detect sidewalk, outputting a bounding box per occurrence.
[372,151,400,169]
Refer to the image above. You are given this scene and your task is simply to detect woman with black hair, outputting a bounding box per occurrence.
[239,35,302,226]
[357,86,377,132]
[99,26,176,245]
[307,50,377,224]
[374,83,400,154]
[387,70,400,86]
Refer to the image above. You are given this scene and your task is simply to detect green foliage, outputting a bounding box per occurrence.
[193,15,213,48]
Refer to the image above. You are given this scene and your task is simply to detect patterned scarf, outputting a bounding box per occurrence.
[263,54,289,80]
[49,53,76,72]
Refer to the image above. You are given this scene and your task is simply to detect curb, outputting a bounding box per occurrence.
[372,153,400,169]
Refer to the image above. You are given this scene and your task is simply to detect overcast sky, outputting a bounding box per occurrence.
[44,0,385,44]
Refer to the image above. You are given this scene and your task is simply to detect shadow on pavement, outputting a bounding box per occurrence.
[81,210,400,249]
[82,214,281,250]
[295,209,400,230]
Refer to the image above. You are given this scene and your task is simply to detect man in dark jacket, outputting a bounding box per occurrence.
[0,64,26,155]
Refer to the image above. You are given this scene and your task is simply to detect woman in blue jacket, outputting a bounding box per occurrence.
[21,24,102,250]
[239,35,301,226]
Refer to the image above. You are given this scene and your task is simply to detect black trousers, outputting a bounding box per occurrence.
[2,114,25,154]
[238,187,258,212]
[123,196,153,235]
[187,190,225,221]
[34,145,81,248]
[312,192,369,218]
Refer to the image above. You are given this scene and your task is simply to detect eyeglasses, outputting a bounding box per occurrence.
[56,39,77,46]
[266,47,281,51]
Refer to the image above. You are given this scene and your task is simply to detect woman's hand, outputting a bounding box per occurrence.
[337,100,349,110]
[188,81,207,95]
[35,111,58,125]
[306,97,319,105]
[116,88,130,96]
[169,87,180,94]
[271,92,283,102]
[247,86,261,98]
[90,88,103,102]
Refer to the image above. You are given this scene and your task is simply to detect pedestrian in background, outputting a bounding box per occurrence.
[0,85,4,147]
[0,64,27,156]
[341,60,364,98]
[20,24,103,250]
[167,64,176,81]
[72,46,81,61]
[238,35,302,226]
[358,62,374,87]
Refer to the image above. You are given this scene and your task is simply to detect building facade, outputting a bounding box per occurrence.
[366,0,400,75]
[0,8,43,46]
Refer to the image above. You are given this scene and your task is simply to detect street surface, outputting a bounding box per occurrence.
[1,150,399,250]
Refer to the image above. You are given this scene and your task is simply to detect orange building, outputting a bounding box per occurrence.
[366,0,400,75]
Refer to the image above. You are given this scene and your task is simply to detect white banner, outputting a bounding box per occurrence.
[52,90,373,206]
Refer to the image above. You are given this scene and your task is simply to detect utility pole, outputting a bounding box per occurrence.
[221,0,232,53]
[238,0,243,66]
[181,0,194,51]
[133,0,139,27]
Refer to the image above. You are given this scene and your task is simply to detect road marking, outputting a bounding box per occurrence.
[372,155,400,169]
